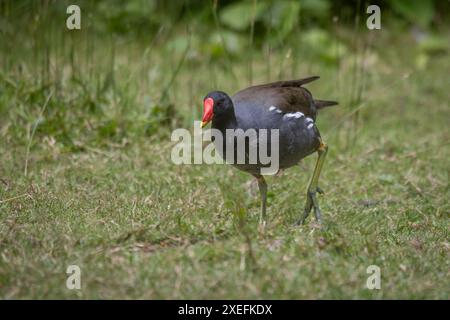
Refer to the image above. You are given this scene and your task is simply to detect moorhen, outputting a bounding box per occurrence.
[200,76,337,224]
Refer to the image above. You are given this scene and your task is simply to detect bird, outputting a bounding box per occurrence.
[200,76,337,225]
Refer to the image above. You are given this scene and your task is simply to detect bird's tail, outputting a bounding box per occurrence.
[314,99,338,109]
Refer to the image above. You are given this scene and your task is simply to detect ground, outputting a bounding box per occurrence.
[0,26,449,299]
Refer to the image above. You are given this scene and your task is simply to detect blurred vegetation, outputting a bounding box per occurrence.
[0,0,449,149]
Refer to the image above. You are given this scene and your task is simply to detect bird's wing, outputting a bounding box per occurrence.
[233,76,338,119]
[233,84,317,118]
[249,76,320,89]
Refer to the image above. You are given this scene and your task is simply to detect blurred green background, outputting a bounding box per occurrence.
[1,0,448,146]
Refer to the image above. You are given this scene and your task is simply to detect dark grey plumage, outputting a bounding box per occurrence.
[202,76,338,224]
[207,76,336,175]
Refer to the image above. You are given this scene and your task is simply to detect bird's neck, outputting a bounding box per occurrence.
[212,109,237,132]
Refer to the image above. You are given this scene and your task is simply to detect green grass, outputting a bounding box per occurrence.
[0,17,449,299]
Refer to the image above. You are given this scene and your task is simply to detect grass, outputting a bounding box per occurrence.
[0,11,449,299]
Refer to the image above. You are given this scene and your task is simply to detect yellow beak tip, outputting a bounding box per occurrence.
[200,121,208,128]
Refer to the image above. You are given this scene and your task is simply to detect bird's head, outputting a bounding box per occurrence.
[201,91,233,128]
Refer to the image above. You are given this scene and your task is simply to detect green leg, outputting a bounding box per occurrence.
[253,174,267,224]
[297,141,328,225]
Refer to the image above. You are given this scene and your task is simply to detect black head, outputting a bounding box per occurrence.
[201,91,234,128]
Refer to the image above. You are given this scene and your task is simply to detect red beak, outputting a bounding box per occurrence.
[201,97,214,128]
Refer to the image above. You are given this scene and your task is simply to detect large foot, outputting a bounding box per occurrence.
[296,187,324,225]
[296,140,328,226]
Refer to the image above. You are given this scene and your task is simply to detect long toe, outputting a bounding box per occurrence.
[296,209,310,225]
[297,187,324,225]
